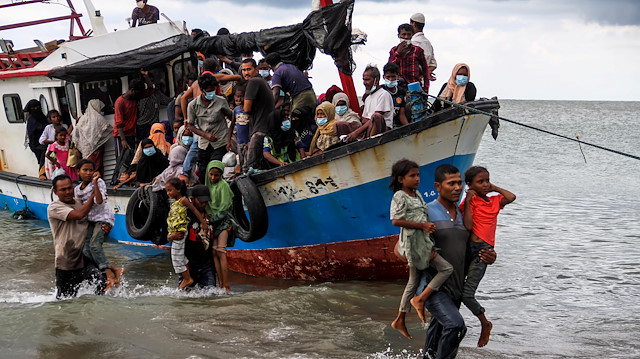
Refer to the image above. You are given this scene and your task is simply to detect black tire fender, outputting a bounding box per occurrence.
[125,186,164,240]
[230,176,268,242]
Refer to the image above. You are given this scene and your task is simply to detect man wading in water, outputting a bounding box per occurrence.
[48,175,108,299]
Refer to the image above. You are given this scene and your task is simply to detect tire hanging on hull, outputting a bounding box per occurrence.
[125,186,169,245]
[230,176,268,242]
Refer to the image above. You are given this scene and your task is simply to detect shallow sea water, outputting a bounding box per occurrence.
[1,100,639,358]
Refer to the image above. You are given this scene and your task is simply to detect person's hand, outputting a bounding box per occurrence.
[178,174,189,186]
[92,172,100,182]
[101,223,112,235]
[489,183,498,192]
[430,248,437,261]
[479,248,497,265]
[217,55,230,64]
[422,222,436,233]
[184,122,191,130]
[140,69,149,76]
[279,161,288,166]
[207,133,217,142]
[167,232,184,243]
[397,40,409,56]
[346,131,358,143]
[466,189,477,199]
[201,222,209,235]
[121,141,131,150]
[428,73,436,81]
[226,143,232,152]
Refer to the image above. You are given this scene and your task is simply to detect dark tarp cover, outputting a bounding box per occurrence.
[48,0,357,83]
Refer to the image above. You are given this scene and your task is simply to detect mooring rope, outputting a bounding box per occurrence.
[428,95,640,161]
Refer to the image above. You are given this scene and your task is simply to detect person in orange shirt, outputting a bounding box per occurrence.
[460,166,516,348]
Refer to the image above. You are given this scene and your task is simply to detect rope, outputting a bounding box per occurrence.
[428,95,640,161]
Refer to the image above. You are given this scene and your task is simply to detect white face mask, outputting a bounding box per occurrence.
[137,1,145,9]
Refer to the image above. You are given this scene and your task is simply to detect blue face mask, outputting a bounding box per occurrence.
[280,120,291,131]
[259,69,270,78]
[317,117,328,126]
[204,91,216,100]
[181,136,193,146]
[198,60,204,68]
[384,79,398,88]
[455,75,469,86]
[143,147,156,157]
[335,105,348,116]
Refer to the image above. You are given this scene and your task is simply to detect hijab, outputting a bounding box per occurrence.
[267,109,298,161]
[136,139,169,183]
[218,68,235,98]
[152,145,191,191]
[331,92,361,124]
[171,125,190,151]
[439,63,470,104]
[149,122,172,156]
[73,99,113,157]
[309,102,339,154]
[205,160,233,217]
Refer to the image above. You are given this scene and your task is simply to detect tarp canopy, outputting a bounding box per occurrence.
[48,0,357,83]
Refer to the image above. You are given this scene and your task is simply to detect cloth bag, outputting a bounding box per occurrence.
[67,141,82,168]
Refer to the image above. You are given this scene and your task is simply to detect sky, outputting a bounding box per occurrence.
[1,0,639,101]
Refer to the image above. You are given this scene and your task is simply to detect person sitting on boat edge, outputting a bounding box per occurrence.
[389,23,429,92]
[265,53,318,114]
[432,63,477,113]
[126,123,172,183]
[48,174,106,299]
[241,58,275,172]
[74,159,124,292]
[131,0,159,27]
[309,102,341,155]
[118,138,169,188]
[345,65,394,142]
[409,13,437,92]
[263,108,306,167]
[381,63,410,128]
[184,184,218,288]
[186,72,234,183]
[205,160,237,293]
[290,106,317,154]
[39,110,67,147]
[415,164,497,358]
[332,92,362,137]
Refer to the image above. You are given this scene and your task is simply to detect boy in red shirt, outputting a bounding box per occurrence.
[460,166,516,348]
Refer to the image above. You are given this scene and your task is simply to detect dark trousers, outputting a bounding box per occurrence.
[136,123,153,143]
[30,144,47,168]
[462,241,493,316]
[181,263,216,288]
[243,132,266,172]
[197,144,226,182]
[55,263,105,299]
[114,136,136,162]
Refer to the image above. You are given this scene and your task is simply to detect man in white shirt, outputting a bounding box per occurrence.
[410,13,437,92]
[346,65,394,141]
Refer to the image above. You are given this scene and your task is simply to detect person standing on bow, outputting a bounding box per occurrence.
[131,0,159,27]
[409,13,437,92]
[432,63,477,113]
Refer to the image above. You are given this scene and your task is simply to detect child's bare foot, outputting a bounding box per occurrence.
[178,276,194,290]
[410,296,427,323]
[112,267,125,287]
[104,269,116,292]
[478,320,493,347]
[391,315,412,339]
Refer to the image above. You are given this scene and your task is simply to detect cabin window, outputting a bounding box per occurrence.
[39,94,49,115]
[79,78,122,116]
[172,57,198,94]
[3,94,24,124]
[64,82,78,119]
[148,66,170,96]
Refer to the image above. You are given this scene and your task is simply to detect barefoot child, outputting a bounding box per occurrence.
[205,160,236,292]
[165,177,209,290]
[460,166,516,347]
[74,159,123,291]
[389,159,453,339]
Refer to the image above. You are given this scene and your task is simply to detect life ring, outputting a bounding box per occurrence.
[125,186,168,245]
[230,176,268,242]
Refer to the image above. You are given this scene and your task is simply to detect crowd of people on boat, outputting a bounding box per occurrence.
[42,8,482,313]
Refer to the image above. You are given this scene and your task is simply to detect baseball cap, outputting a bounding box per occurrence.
[410,13,425,24]
[189,184,211,203]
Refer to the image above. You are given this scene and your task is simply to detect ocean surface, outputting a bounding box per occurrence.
[1,100,639,358]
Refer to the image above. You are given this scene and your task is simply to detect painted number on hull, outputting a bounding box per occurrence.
[305,177,339,194]
[424,190,437,198]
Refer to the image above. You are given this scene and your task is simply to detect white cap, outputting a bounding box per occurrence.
[410,13,425,24]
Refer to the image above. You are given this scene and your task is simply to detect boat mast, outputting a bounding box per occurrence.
[0,0,88,40]
[319,0,361,115]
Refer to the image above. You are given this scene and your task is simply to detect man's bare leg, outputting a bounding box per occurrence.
[391,311,412,339]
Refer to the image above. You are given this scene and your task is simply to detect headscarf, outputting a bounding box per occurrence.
[25,99,48,147]
[171,125,191,151]
[205,160,233,217]
[267,109,299,162]
[73,99,113,157]
[218,68,236,98]
[149,123,172,156]
[309,102,339,154]
[439,63,470,104]
[152,145,192,191]
[136,139,169,183]
[331,92,361,125]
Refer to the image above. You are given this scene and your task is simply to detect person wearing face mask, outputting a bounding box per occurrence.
[135,139,169,184]
[309,102,341,155]
[257,59,273,85]
[331,92,362,136]
[131,0,159,27]
[346,65,394,142]
[186,73,233,183]
[381,63,409,127]
[389,23,430,92]
[262,109,306,167]
[432,63,476,113]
